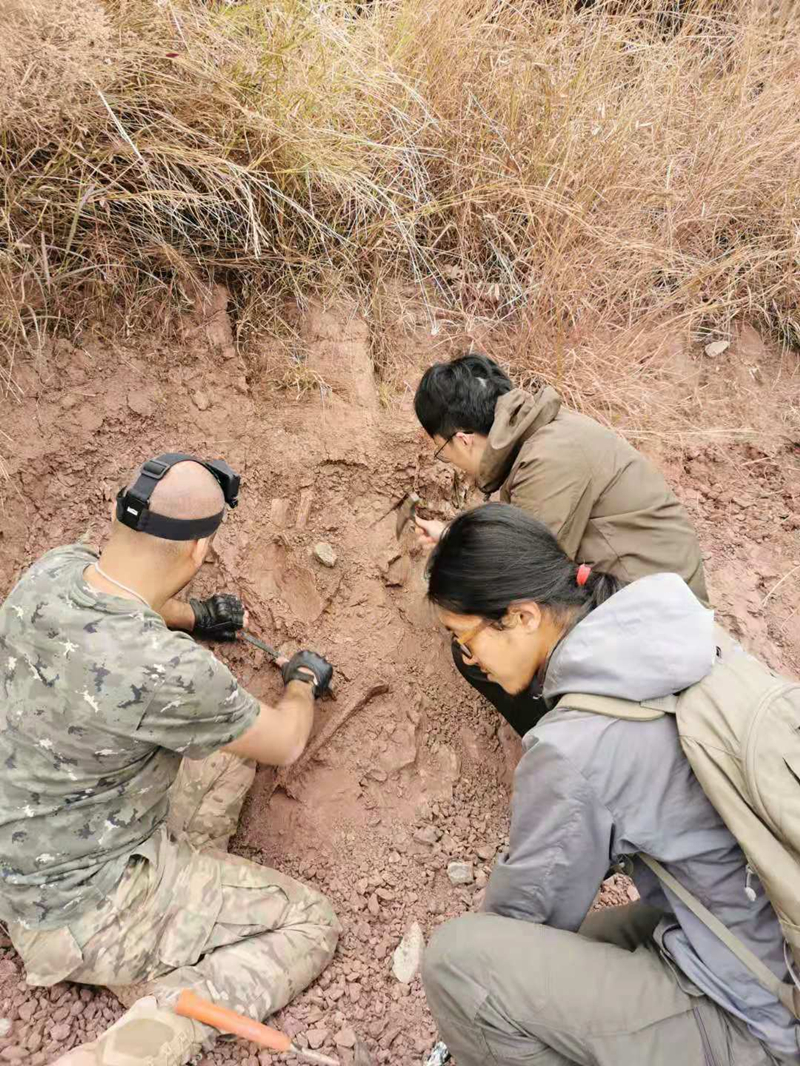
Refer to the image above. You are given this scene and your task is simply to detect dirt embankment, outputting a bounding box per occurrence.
[0,301,799,1065]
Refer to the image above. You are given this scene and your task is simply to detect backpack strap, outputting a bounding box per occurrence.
[555,692,676,721]
[641,855,800,1019]
[556,692,800,1018]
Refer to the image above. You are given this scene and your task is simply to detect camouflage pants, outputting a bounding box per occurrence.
[12,752,340,1046]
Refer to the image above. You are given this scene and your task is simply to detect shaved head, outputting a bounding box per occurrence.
[113,459,225,559]
[147,460,225,522]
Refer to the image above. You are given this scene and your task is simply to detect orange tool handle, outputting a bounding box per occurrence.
[175,989,292,1052]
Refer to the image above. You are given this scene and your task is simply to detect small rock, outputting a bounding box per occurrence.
[704,340,730,358]
[367,894,381,918]
[313,542,337,568]
[0,1021,11,1039]
[306,1029,329,1049]
[334,1027,357,1049]
[191,390,211,411]
[17,1004,34,1024]
[60,394,80,411]
[392,921,425,984]
[476,844,496,861]
[447,861,474,885]
[413,826,440,846]
[474,869,488,889]
[0,1050,28,1063]
[50,1024,71,1042]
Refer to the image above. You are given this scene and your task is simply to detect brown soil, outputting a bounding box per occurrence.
[1,304,799,1066]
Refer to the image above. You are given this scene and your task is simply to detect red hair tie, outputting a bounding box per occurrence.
[576,563,592,587]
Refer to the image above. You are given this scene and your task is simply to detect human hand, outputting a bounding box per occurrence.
[281,650,334,698]
[190,594,247,640]
[414,516,446,548]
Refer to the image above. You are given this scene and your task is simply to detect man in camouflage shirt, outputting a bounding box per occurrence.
[0,457,340,1066]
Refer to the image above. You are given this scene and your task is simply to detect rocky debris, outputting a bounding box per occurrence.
[306,1028,329,1050]
[1,1049,28,1062]
[476,844,496,861]
[313,542,338,568]
[392,922,425,984]
[334,1027,357,1049]
[447,861,474,885]
[413,825,441,846]
[191,390,211,411]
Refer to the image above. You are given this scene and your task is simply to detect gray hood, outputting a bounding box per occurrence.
[544,572,716,704]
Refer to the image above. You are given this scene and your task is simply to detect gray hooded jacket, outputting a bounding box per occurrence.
[484,573,799,1062]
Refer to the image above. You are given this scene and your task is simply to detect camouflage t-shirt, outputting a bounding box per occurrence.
[0,544,259,930]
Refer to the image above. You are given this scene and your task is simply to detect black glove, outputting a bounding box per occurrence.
[281,650,334,698]
[190,594,245,641]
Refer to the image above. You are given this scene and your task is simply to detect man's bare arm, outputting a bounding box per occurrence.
[160,597,196,631]
[223,681,315,767]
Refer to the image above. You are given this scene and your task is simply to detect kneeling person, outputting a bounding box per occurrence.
[422,504,797,1066]
[0,455,340,1066]
[414,353,709,736]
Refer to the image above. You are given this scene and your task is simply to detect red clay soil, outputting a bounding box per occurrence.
[0,304,799,1066]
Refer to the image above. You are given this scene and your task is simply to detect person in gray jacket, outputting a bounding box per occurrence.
[422,503,799,1066]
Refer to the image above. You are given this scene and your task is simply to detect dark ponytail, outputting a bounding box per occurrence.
[426,503,622,621]
[414,352,513,439]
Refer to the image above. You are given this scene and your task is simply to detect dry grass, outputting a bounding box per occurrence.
[1,0,798,391]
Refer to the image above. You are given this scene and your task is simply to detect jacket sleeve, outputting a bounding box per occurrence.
[484,734,614,930]
[507,443,595,561]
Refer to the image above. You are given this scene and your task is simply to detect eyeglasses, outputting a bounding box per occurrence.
[452,617,491,657]
[433,435,454,462]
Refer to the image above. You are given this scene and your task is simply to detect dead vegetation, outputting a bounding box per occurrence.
[1,0,798,394]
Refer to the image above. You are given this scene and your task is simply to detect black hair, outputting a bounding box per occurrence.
[414,353,514,439]
[426,503,621,622]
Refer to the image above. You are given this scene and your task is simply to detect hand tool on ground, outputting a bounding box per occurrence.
[175,990,340,1066]
[241,630,285,663]
[240,631,336,698]
[423,1042,451,1065]
[394,491,421,540]
[371,491,422,539]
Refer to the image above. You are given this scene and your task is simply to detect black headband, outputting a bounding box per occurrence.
[116,453,239,542]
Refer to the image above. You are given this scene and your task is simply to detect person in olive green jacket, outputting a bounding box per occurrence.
[413,353,709,736]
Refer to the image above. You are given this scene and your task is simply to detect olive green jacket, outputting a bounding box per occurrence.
[478,387,709,605]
